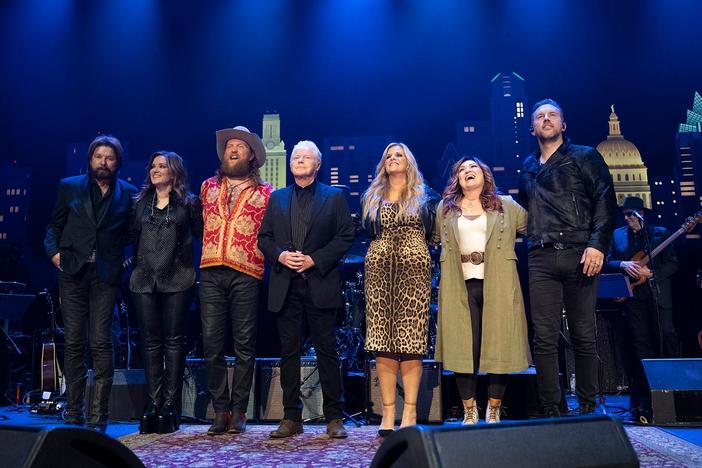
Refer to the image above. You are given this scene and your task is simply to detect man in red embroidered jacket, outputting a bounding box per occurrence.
[199,126,272,435]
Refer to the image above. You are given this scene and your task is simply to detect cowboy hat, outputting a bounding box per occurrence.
[619,196,649,211]
[215,126,267,168]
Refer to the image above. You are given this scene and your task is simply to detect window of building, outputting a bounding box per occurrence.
[625,174,629,181]
[617,174,621,181]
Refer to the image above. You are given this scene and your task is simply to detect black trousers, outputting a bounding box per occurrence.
[276,276,343,422]
[200,267,259,413]
[132,288,191,410]
[59,263,118,419]
[455,279,507,401]
[528,246,599,408]
[621,289,677,410]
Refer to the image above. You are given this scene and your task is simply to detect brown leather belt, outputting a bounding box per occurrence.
[460,251,484,265]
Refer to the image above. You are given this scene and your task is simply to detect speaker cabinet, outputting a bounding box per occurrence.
[256,357,326,422]
[371,415,638,468]
[86,368,146,422]
[368,359,442,423]
[181,357,255,420]
[0,425,143,468]
[643,358,702,424]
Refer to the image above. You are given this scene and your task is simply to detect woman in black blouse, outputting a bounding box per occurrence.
[130,151,201,433]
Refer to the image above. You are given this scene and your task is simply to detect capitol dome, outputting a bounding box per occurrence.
[596,107,645,167]
[596,105,652,208]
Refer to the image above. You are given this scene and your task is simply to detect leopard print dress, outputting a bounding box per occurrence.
[364,203,431,355]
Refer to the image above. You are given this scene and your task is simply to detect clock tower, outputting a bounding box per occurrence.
[260,113,287,189]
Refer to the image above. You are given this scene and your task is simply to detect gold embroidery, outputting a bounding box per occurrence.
[205,215,223,232]
[234,215,255,236]
[206,187,219,204]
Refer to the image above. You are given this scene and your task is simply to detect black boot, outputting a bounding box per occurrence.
[157,402,179,434]
[140,401,160,434]
[87,376,112,431]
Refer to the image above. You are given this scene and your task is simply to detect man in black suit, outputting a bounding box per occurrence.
[258,140,354,439]
[606,196,679,422]
[44,135,137,430]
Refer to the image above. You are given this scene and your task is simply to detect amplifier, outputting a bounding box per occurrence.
[182,357,255,420]
[86,368,146,422]
[643,358,702,424]
[368,359,442,423]
[256,358,326,422]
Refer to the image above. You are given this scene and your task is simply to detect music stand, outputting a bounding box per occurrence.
[597,274,633,299]
[0,293,35,354]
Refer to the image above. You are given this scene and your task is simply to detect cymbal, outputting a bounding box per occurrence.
[343,254,365,264]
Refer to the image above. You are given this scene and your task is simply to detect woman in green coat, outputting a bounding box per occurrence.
[434,157,530,424]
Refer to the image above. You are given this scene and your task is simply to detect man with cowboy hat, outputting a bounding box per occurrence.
[606,195,679,422]
[199,126,273,435]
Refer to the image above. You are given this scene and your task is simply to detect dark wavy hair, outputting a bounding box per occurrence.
[87,134,123,169]
[442,156,502,215]
[136,151,194,205]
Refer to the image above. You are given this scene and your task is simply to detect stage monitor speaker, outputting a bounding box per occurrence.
[368,359,442,423]
[643,358,702,424]
[370,415,638,468]
[0,425,144,468]
[181,357,255,420]
[86,368,146,422]
[256,357,326,422]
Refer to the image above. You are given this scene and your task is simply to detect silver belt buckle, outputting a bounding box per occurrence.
[553,242,566,250]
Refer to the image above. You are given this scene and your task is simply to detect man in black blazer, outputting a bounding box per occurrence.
[258,140,354,439]
[44,135,137,429]
[606,196,679,422]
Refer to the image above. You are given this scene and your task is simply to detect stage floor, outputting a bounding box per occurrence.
[1,396,701,467]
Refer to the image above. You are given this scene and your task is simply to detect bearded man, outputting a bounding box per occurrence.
[199,126,273,435]
[44,135,137,430]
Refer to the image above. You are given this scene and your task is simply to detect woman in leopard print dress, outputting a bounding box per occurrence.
[362,142,436,436]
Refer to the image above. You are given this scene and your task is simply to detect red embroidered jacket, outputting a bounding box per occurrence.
[199,177,272,279]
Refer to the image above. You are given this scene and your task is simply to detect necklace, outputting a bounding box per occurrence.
[150,191,171,225]
[462,197,480,210]
[227,178,251,191]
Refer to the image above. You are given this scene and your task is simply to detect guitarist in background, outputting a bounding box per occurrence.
[606,196,679,422]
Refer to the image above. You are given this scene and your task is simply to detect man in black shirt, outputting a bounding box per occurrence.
[519,99,617,417]
[258,140,354,439]
[44,135,137,430]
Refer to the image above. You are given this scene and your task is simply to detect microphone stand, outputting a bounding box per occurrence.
[637,215,664,357]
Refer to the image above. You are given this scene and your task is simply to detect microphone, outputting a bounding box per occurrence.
[632,210,645,223]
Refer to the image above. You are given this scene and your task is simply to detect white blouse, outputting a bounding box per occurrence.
[457,212,487,280]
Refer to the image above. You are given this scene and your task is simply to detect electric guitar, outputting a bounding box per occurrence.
[614,211,701,302]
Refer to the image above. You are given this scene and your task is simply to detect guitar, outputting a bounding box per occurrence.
[614,211,701,302]
[40,290,65,394]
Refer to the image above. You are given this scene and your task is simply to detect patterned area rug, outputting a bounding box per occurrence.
[120,424,383,467]
[119,423,702,467]
[625,426,702,467]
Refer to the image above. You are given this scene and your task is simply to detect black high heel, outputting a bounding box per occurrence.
[157,402,179,434]
[140,401,159,434]
[378,402,396,437]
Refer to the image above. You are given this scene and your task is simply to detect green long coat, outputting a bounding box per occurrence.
[433,195,531,374]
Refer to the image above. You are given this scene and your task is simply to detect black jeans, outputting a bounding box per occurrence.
[528,246,599,408]
[200,266,259,413]
[276,276,343,422]
[132,288,191,410]
[455,279,507,401]
[59,263,118,419]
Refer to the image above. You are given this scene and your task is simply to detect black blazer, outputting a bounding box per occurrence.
[44,174,137,285]
[258,182,355,313]
[606,225,678,308]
